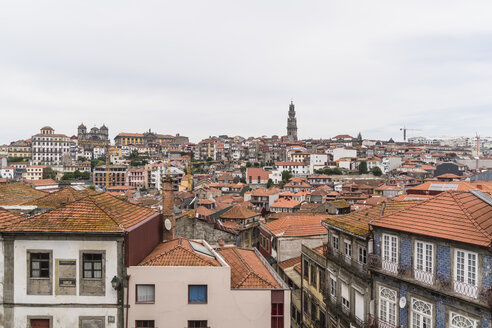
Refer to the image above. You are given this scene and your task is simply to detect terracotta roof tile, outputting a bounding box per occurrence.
[5,192,157,233]
[220,203,259,220]
[217,247,280,289]
[0,208,25,230]
[324,200,422,237]
[263,214,328,237]
[139,238,220,267]
[371,191,492,247]
[22,187,89,209]
[0,183,46,206]
[271,198,301,209]
[278,256,301,270]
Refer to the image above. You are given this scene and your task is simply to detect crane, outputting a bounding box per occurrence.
[400,126,421,142]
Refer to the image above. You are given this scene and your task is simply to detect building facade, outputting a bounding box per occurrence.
[31,127,71,166]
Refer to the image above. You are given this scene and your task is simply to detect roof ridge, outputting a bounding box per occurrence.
[450,192,491,241]
[231,247,254,274]
[142,244,217,267]
[88,194,125,231]
[236,271,276,289]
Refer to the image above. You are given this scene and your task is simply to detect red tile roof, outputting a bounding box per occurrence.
[5,192,157,233]
[22,187,89,209]
[220,204,259,220]
[371,191,492,247]
[263,214,328,237]
[278,256,301,270]
[0,183,46,206]
[217,247,280,289]
[0,208,25,230]
[271,198,301,209]
[139,238,220,267]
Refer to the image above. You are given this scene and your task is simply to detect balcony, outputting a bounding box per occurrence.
[369,254,492,307]
[325,296,369,328]
[325,246,369,279]
[414,268,434,285]
[368,315,400,328]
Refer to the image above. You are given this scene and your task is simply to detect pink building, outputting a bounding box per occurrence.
[126,167,145,189]
[126,237,290,328]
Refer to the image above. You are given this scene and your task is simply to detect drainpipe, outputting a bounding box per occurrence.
[121,238,126,328]
[125,274,131,328]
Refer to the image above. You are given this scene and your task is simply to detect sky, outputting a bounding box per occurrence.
[1,0,492,144]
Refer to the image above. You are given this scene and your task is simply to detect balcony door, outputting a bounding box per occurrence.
[31,319,50,328]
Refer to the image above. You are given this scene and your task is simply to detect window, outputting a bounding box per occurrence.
[136,321,155,328]
[82,253,102,278]
[332,234,339,252]
[355,291,365,322]
[378,286,397,325]
[303,260,309,279]
[310,264,317,288]
[272,303,284,328]
[188,320,207,328]
[411,297,432,328]
[188,285,207,303]
[414,241,434,284]
[344,240,352,258]
[136,285,155,303]
[382,234,398,273]
[303,293,310,314]
[358,246,367,264]
[319,270,325,294]
[454,249,478,298]
[330,276,337,299]
[30,253,50,278]
[341,282,350,311]
[450,312,477,328]
[311,300,317,321]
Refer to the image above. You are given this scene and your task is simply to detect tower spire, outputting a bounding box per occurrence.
[287,101,298,142]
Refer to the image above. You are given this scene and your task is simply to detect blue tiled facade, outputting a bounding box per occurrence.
[436,244,451,280]
[371,228,491,328]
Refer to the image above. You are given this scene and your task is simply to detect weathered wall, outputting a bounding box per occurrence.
[175,216,237,245]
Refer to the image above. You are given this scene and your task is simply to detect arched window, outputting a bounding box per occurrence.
[378,286,397,325]
[411,298,432,328]
[450,312,477,328]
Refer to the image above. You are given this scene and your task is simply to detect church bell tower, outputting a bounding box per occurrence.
[287,101,298,142]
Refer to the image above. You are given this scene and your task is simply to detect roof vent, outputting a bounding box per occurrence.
[470,190,492,207]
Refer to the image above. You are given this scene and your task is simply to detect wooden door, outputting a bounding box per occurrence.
[31,319,50,328]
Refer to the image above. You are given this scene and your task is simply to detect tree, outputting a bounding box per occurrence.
[43,166,57,180]
[371,166,383,176]
[332,168,342,175]
[281,170,292,183]
[266,178,274,188]
[88,185,96,191]
[358,161,368,174]
[246,162,252,168]
[206,157,213,162]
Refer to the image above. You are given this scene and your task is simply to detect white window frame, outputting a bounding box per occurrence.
[454,249,478,298]
[344,239,352,258]
[341,282,350,312]
[449,311,477,328]
[382,233,398,274]
[410,297,432,328]
[378,286,397,326]
[414,240,434,285]
[332,234,339,252]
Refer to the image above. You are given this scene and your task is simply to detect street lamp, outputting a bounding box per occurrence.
[111,275,121,290]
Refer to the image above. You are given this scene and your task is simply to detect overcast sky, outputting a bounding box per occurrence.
[1,0,492,144]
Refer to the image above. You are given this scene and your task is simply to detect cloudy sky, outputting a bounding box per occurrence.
[1,0,492,143]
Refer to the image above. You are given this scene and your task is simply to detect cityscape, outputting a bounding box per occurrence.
[0,103,491,328]
[1,1,492,328]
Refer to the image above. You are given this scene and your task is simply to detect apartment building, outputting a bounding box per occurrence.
[369,191,492,328]
[93,165,128,188]
[31,127,71,166]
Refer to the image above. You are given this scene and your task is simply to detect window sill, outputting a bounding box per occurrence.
[29,277,50,280]
[188,302,207,304]
[136,301,155,304]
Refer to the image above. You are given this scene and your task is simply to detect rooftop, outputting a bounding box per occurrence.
[263,214,328,237]
[217,247,281,289]
[371,191,492,247]
[139,238,220,267]
[4,192,157,233]
[220,203,258,220]
[0,183,46,206]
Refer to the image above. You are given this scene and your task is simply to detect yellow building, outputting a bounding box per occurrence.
[0,145,8,156]
[8,140,31,159]
[23,165,46,180]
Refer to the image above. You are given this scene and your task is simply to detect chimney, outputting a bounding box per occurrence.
[161,175,175,241]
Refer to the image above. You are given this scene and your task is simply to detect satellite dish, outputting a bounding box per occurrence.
[399,296,407,308]
[164,219,172,231]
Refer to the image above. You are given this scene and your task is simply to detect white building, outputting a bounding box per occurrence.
[0,193,161,328]
[275,161,309,176]
[0,166,14,179]
[332,148,357,161]
[381,156,403,174]
[31,127,72,166]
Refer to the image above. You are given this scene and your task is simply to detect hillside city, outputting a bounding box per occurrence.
[0,103,491,328]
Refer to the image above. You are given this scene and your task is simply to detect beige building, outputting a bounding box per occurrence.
[23,165,46,180]
[126,237,290,328]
